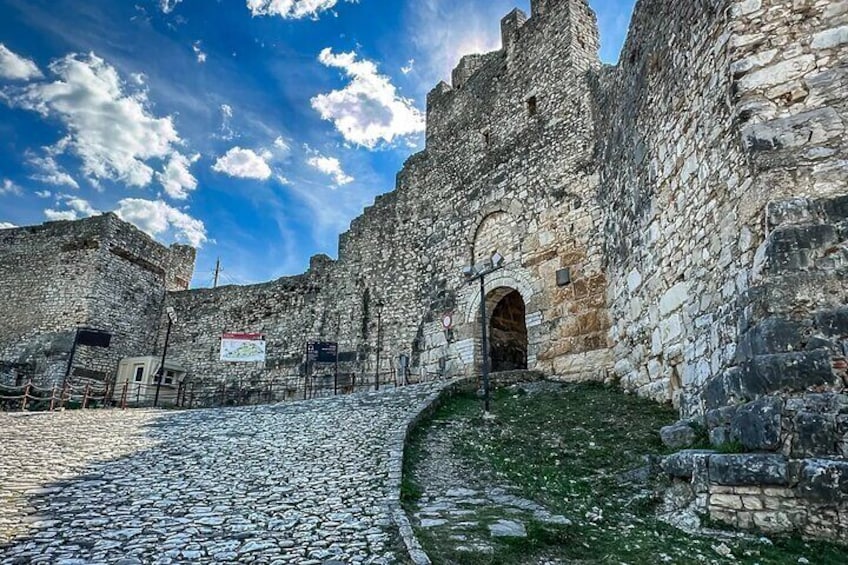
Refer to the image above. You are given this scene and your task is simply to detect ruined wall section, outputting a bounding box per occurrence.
[0,218,104,385]
[600,0,848,540]
[161,257,331,388]
[0,214,196,386]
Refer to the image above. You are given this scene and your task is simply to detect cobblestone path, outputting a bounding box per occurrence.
[0,382,449,564]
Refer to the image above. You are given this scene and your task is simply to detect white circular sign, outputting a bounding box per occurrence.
[441,313,453,329]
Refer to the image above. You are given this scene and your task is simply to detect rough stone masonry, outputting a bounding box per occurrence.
[0,0,846,541]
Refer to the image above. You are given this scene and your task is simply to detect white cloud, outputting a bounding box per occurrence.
[44,195,99,221]
[192,41,207,64]
[245,0,354,20]
[35,190,52,198]
[26,148,80,189]
[0,44,43,81]
[307,154,353,186]
[0,179,21,195]
[115,198,207,247]
[311,48,424,148]
[212,146,272,180]
[160,0,183,14]
[0,222,16,229]
[157,152,200,199]
[401,59,415,75]
[6,53,197,195]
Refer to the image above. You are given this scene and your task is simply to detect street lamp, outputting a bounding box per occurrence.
[154,306,177,408]
[374,298,384,391]
[463,251,505,413]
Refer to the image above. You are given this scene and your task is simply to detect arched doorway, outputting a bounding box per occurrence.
[489,289,527,371]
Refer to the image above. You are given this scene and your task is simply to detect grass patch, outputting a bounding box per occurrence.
[403,382,848,564]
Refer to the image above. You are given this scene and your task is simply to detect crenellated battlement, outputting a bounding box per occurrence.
[424,0,600,148]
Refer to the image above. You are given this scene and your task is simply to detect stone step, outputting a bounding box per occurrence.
[703,349,841,410]
[486,370,546,388]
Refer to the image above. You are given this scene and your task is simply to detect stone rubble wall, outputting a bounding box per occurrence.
[663,449,848,542]
[596,0,847,417]
[0,214,195,388]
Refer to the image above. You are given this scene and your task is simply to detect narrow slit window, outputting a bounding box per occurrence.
[483,130,491,146]
[527,96,538,116]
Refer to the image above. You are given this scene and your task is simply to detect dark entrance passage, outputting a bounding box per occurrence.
[489,289,528,371]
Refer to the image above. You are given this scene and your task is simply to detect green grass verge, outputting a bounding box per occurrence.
[403,382,848,564]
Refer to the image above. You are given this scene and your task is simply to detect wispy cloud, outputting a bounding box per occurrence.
[192,40,207,64]
[212,147,273,180]
[159,0,183,14]
[44,194,99,221]
[406,0,526,86]
[0,179,22,196]
[115,197,208,247]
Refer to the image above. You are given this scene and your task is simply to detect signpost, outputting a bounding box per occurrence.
[220,333,266,363]
[306,341,338,363]
[63,327,112,396]
[306,341,339,397]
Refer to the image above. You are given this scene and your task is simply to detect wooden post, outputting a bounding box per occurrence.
[121,380,128,410]
[49,384,57,412]
[82,383,90,409]
[21,380,31,411]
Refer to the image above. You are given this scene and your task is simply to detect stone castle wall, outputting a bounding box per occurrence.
[160,0,613,387]
[0,0,845,540]
[598,0,847,414]
[0,214,195,387]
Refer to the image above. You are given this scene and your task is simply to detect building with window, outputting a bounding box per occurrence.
[112,356,186,406]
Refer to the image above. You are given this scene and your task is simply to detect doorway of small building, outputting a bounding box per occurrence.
[488,288,528,372]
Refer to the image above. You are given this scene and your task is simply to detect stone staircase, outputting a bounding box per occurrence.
[662,195,848,542]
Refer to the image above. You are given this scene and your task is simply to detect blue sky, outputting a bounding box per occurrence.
[0,0,635,287]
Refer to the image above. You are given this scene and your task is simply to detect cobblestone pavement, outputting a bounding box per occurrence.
[0,381,450,564]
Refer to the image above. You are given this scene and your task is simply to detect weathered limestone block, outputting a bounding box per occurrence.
[660,420,697,450]
[709,454,789,486]
[729,396,783,451]
[797,459,848,502]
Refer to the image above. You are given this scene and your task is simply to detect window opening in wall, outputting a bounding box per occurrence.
[527,95,538,116]
[483,130,491,146]
[165,370,175,385]
[134,366,144,382]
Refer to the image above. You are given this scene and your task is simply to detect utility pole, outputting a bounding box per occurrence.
[213,258,221,288]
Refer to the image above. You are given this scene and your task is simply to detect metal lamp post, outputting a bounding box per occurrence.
[154,306,177,408]
[374,298,384,391]
[463,251,505,413]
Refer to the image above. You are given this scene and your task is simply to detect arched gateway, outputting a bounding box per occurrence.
[489,288,528,371]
